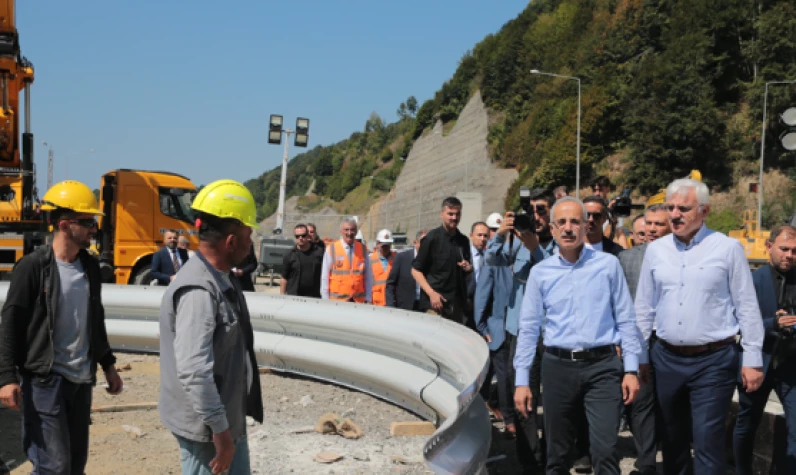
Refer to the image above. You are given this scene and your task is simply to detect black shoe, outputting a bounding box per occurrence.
[573,455,593,473]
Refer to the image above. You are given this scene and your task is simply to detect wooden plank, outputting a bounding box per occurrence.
[389,421,436,436]
[91,402,158,413]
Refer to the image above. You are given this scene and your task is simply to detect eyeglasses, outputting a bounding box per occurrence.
[587,212,604,221]
[553,218,583,228]
[294,234,308,239]
[534,204,548,216]
[67,218,97,228]
[666,205,695,213]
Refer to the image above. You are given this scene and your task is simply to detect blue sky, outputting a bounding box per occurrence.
[19,1,527,191]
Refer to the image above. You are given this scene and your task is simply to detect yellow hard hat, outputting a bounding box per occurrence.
[191,179,258,228]
[40,180,103,215]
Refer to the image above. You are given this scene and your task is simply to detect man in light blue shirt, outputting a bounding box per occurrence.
[635,178,764,475]
[485,190,555,472]
[513,197,641,475]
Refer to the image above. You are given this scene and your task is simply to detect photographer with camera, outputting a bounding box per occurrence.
[484,188,556,472]
[734,225,796,475]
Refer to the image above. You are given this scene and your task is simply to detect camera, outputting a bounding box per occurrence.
[609,188,643,217]
[514,187,536,233]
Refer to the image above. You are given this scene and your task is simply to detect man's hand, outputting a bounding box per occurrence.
[0,383,21,411]
[516,230,539,252]
[170,275,176,281]
[233,269,244,277]
[497,212,515,238]
[639,364,651,385]
[776,310,796,329]
[622,374,640,404]
[429,291,447,311]
[210,429,235,474]
[741,366,764,392]
[514,386,533,419]
[484,334,492,343]
[457,260,472,273]
[104,367,124,395]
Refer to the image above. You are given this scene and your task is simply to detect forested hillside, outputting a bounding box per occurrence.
[247,0,796,226]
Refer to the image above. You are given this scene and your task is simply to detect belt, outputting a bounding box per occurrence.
[659,336,736,356]
[545,345,614,361]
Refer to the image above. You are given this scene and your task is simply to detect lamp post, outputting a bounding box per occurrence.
[268,115,310,235]
[530,69,582,198]
[758,79,796,231]
[41,141,53,190]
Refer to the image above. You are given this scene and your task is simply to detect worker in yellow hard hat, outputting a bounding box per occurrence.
[158,179,263,474]
[0,180,123,474]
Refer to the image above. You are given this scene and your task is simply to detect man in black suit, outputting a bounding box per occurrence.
[584,196,624,256]
[233,243,258,292]
[734,225,796,475]
[151,229,189,286]
[386,229,427,310]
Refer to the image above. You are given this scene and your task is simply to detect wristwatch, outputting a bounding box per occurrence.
[625,371,639,376]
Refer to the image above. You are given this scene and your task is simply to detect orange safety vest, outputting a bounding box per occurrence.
[369,250,395,306]
[328,241,367,302]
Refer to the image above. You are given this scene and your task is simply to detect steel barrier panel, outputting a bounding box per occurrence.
[0,282,490,474]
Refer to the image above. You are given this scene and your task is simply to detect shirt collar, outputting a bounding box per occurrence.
[556,245,593,266]
[193,251,233,292]
[673,223,709,250]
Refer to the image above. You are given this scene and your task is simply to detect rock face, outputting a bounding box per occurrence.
[364,90,517,241]
[261,90,517,243]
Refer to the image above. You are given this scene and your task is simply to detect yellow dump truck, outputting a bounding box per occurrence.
[96,169,200,284]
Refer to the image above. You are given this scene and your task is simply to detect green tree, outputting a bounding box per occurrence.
[406,96,418,116]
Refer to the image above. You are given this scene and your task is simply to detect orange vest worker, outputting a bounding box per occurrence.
[369,250,395,306]
[328,241,367,302]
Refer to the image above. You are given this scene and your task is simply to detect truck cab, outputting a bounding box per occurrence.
[96,169,199,284]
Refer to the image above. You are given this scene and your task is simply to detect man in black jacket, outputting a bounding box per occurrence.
[233,243,258,292]
[151,229,190,285]
[0,180,123,474]
[280,223,324,297]
[386,229,427,310]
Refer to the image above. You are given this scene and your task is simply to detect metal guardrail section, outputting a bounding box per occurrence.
[0,283,491,474]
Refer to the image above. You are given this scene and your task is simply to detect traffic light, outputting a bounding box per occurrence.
[294,117,310,147]
[780,107,796,151]
[268,115,283,145]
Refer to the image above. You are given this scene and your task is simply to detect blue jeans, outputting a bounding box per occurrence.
[21,372,93,475]
[176,434,251,475]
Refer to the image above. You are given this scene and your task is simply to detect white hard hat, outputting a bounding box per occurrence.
[486,212,503,229]
[376,229,394,243]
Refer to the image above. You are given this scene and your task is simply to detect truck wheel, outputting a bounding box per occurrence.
[132,267,154,286]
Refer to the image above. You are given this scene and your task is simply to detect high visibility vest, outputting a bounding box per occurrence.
[369,251,395,306]
[328,241,367,302]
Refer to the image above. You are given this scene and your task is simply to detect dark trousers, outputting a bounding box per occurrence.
[652,341,739,475]
[21,372,93,475]
[508,332,544,472]
[480,336,514,425]
[542,350,623,475]
[630,335,658,472]
[733,356,796,475]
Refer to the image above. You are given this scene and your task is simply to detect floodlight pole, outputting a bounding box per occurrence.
[275,128,294,235]
[758,80,796,231]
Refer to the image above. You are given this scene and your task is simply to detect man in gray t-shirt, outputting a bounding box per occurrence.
[52,258,92,383]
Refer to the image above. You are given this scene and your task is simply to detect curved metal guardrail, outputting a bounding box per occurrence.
[0,283,491,474]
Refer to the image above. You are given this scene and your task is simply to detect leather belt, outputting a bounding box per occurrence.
[659,336,736,356]
[546,345,614,361]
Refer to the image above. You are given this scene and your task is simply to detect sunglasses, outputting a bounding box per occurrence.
[666,205,695,213]
[534,204,548,216]
[294,233,308,239]
[66,218,97,228]
[587,212,604,221]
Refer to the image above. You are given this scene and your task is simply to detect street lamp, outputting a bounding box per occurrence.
[757,79,796,230]
[530,69,582,198]
[268,115,311,235]
[41,141,53,190]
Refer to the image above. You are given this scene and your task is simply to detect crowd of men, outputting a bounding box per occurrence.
[0,174,794,475]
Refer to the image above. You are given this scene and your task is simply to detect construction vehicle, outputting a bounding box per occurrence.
[728,209,770,267]
[0,1,46,276]
[95,169,200,284]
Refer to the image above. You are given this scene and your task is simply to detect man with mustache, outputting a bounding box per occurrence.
[635,178,764,475]
[514,197,641,475]
[618,203,670,475]
[734,225,796,474]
